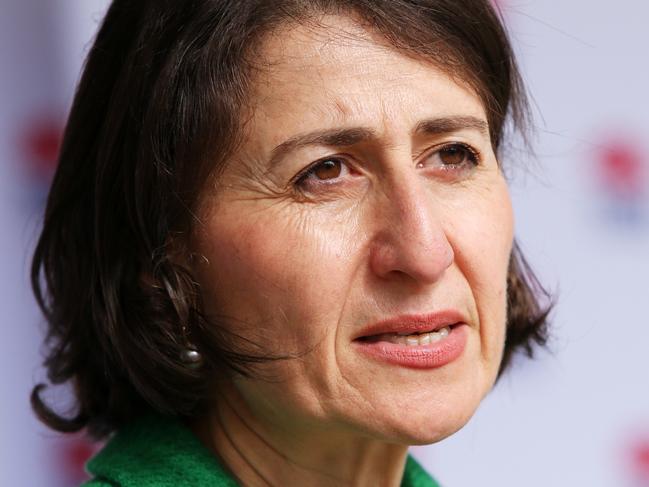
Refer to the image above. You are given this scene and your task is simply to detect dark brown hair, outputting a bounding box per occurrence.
[31,0,551,439]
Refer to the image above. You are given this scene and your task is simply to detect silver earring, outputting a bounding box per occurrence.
[180,324,203,369]
[180,347,203,369]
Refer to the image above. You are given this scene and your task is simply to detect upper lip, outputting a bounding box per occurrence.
[354,310,468,340]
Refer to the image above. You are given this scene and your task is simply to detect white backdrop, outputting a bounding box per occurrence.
[1,1,648,486]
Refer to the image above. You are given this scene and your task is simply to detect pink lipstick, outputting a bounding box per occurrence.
[353,310,468,369]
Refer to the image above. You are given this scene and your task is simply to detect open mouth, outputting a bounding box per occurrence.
[353,321,467,369]
[356,323,461,346]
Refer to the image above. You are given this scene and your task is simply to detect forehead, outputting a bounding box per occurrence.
[243,14,487,146]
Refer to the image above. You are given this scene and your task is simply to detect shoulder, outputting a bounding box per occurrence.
[81,479,115,486]
[402,455,442,487]
[83,413,239,487]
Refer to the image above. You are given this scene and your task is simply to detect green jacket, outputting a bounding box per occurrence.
[83,413,441,486]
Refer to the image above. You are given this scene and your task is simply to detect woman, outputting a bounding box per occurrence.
[31,0,550,485]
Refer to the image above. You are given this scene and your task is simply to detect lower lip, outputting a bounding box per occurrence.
[353,324,468,369]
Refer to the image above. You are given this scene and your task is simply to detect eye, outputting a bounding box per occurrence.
[418,142,480,170]
[294,157,352,188]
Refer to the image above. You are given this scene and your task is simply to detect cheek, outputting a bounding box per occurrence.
[448,179,513,364]
[192,202,361,346]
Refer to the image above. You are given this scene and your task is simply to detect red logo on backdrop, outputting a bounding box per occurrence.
[627,436,649,486]
[634,441,649,475]
[15,114,64,206]
[598,142,646,197]
[19,115,63,182]
[52,434,102,486]
[593,136,648,226]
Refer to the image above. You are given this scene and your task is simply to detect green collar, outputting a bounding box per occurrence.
[86,413,440,487]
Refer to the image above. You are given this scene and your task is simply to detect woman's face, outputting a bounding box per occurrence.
[192,16,514,445]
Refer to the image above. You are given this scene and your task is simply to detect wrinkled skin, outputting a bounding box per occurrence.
[190,15,514,487]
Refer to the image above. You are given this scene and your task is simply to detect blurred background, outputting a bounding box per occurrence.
[1,0,647,486]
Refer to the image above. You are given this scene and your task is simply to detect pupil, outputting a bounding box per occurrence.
[314,160,341,180]
[440,146,466,165]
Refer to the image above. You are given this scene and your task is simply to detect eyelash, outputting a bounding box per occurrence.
[426,142,481,170]
[292,142,481,189]
[292,156,350,189]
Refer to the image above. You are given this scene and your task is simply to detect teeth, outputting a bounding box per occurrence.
[378,326,451,346]
[406,336,419,346]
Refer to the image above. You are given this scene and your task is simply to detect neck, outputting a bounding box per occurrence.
[191,383,409,487]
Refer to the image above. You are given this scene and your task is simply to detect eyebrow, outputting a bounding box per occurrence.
[267,115,489,168]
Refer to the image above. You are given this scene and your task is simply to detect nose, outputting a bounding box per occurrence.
[368,172,454,285]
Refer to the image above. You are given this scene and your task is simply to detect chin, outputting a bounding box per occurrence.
[407,410,476,445]
[348,386,482,447]
[361,367,495,446]
[393,403,479,446]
